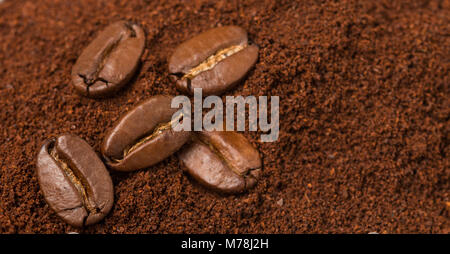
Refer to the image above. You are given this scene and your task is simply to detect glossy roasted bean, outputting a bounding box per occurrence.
[178,130,262,193]
[169,26,258,96]
[72,21,145,98]
[36,134,114,227]
[102,95,191,171]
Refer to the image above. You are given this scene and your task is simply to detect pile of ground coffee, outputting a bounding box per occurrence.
[0,0,448,233]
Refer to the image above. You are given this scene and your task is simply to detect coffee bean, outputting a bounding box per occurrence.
[178,130,262,193]
[102,95,191,171]
[36,134,114,227]
[72,21,145,98]
[169,26,258,96]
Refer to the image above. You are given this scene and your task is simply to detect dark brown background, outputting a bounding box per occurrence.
[0,0,448,233]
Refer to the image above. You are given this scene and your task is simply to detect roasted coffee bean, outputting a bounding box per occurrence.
[102,95,191,171]
[169,26,258,96]
[178,130,261,193]
[72,21,145,98]
[36,134,114,227]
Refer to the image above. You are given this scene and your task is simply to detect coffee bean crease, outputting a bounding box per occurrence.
[119,114,184,161]
[49,148,98,215]
[181,43,247,80]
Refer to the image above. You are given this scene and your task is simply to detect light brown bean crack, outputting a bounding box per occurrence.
[182,43,247,80]
[49,148,98,215]
[117,114,184,161]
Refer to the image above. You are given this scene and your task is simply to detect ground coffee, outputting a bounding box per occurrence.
[0,0,448,233]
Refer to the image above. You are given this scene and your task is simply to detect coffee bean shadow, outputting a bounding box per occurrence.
[104,151,180,185]
[106,150,255,199]
[181,172,255,199]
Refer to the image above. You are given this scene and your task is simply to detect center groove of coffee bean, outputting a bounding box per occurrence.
[123,22,137,37]
[196,136,248,177]
[81,35,126,91]
[119,114,184,160]
[182,43,247,80]
[78,74,110,87]
[49,147,98,215]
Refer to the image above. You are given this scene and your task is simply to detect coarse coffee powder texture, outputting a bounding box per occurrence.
[0,0,449,233]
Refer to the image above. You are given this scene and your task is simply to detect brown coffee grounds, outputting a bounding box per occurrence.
[0,0,448,233]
